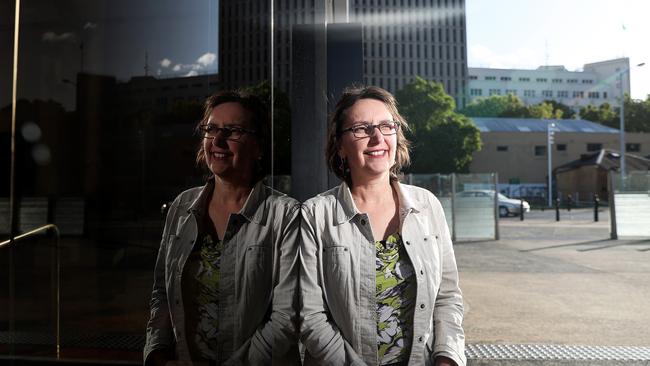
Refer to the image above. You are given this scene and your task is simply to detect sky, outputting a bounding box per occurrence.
[466,0,650,100]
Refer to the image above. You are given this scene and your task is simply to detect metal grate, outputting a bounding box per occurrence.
[466,344,650,361]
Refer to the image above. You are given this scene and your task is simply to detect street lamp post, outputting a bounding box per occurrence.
[619,62,645,179]
[547,122,556,207]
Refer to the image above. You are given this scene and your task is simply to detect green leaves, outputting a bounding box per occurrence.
[460,94,573,120]
[395,77,482,174]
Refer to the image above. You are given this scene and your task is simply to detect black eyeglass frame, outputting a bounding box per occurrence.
[196,123,257,141]
[338,120,401,138]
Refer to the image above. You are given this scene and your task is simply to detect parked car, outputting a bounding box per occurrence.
[456,190,530,217]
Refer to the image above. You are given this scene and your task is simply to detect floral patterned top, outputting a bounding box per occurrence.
[375,232,416,365]
[182,210,223,361]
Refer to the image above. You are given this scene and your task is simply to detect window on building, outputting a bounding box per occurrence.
[603,92,608,99]
[518,77,530,82]
[586,143,602,152]
[582,79,594,84]
[626,143,641,152]
[497,146,508,152]
[542,90,553,98]
[552,78,563,83]
[534,146,547,156]
[557,90,569,98]
[485,76,496,80]
[573,91,584,98]
[470,88,482,96]
[489,88,501,96]
[524,90,536,97]
[536,78,548,83]
[469,75,478,80]
[567,79,578,84]
[588,91,600,99]
[505,89,517,95]
[556,144,567,151]
[500,76,512,81]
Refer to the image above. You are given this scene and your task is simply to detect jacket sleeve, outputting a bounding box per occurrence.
[298,204,367,366]
[143,200,178,365]
[226,201,302,366]
[430,196,466,366]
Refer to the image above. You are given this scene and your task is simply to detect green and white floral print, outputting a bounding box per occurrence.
[191,233,223,360]
[376,232,416,365]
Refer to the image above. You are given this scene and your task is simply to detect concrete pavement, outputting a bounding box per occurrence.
[456,208,650,347]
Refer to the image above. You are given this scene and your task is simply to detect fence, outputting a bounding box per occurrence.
[609,171,650,238]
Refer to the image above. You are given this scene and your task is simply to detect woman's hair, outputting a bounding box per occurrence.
[195,90,271,183]
[326,85,411,184]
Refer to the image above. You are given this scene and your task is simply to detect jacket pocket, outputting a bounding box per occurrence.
[244,245,273,309]
[321,245,351,323]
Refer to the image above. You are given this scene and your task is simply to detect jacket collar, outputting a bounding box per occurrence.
[188,178,269,226]
[335,180,423,225]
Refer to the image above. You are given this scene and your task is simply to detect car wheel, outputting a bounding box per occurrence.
[499,206,509,217]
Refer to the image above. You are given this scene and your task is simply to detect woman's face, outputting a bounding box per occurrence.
[203,102,260,184]
[338,98,397,184]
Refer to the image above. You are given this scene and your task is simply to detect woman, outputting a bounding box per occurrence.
[299,86,465,366]
[144,91,300,365]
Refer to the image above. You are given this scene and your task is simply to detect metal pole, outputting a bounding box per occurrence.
[494,173,499,241]
[9,0,22,357]
[619,71,626,178]
[451,173,456,242]
[547,123,554,207]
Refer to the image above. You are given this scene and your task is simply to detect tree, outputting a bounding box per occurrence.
[461,95,574,119]
[580,96,650,133]
[579,102,617,126]
[528,102,558,119]
[244,80,292,174]
[460,94,528,118]
[395,76,482,173]
[624,95,650,132]
[543,100,576,119]
[393,76,454,134]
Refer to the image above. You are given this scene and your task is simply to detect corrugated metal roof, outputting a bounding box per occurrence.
[471,117,619,133]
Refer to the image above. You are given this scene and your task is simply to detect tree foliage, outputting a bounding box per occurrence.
[580,95,650,133]
[244,80,292,174]
[460,94,572,119]
[579,102,617,126]
[395,76,482,173]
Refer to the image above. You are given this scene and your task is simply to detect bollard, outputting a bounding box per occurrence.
[567,194,573,212]
[593,193,600,222]
[555,198,560,221]
[520,199,525,221]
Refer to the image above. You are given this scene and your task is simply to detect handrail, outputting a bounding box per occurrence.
[0,223,59,247]
[1,223,61,359]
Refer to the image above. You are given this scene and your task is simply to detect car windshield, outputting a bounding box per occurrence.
[498,193,510,200]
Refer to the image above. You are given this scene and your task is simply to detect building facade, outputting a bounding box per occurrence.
[469,117,650,185]
[219,0,468,106]
[467,58,631,110]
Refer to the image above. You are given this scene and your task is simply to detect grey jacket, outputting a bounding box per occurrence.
[144,179,301,365]
[299,182,466,366]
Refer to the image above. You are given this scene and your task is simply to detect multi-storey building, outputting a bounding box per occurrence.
[467,58,631,110]
[219,0,469,107]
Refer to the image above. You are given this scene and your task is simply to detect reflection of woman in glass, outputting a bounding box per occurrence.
[144,91,300,365]
[299,86,465,366]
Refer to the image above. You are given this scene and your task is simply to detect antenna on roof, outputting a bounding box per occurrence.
[144,50,149,76]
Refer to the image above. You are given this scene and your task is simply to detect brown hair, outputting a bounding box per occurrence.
[195,90,270,183]
[326,85,411,184]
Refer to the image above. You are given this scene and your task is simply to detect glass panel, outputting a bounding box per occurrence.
[4,0,265,362]
[454,173,497,241]
[612,171,650,238]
